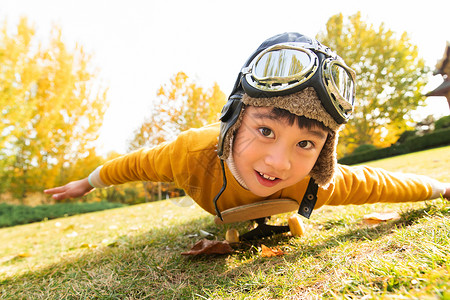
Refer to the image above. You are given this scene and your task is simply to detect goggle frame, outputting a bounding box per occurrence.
[241,42,356,123]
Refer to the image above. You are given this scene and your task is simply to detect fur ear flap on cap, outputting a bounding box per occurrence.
[309,130,339,188]
[218,106,245,162]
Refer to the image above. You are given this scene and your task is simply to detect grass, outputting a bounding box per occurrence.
[1,146,449,299]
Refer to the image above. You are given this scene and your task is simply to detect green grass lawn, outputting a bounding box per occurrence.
[1,146,449,299]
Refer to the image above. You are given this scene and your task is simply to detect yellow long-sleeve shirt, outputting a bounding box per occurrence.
[91,123,445,216]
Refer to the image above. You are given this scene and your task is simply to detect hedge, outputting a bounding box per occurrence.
[338,127,450,165]
[0,201,126,228]
[435,115,450,130]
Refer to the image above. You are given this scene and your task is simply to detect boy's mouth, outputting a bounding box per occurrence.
[258,171,276,181]
[256,171,281,187]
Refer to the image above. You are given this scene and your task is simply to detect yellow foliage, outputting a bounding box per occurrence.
[317,12,428,152]
[0,17,108,200]
[129,71,226,149]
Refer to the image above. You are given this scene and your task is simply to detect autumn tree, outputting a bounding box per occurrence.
[0,17,108,200]
[128,71,226,201]
[129,71,226,149]
[317,12,429,154]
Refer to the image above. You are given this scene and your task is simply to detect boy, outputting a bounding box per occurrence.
[45,32,449,222]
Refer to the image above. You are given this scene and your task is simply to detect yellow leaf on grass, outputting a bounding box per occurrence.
[17,252,32,258]
[261,244,284,257]
[80,243,97,249]
[63,224,75,231]
[363,212,400,225]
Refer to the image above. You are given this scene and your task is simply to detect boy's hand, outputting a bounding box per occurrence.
[44,178,94,201]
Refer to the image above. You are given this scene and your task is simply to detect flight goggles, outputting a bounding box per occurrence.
[240,42,356,124]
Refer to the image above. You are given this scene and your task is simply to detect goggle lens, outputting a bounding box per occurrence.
[331,64,355,110]
[254,49,313,81]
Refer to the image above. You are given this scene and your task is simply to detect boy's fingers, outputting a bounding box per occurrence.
[44,186,67,194]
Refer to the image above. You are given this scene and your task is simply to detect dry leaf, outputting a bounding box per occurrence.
[363,212,400,225]
[181,239,233,256]
[261,244,284,257]
[63,224,74,231]
[80,243,97,249]
[17,252,32,258]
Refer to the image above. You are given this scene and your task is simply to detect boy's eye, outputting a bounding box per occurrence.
[298,140,314,149]
[259,127,274,138]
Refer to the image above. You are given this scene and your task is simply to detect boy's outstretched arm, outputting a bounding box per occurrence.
[44,178,94,201]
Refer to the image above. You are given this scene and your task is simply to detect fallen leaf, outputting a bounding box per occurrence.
[63,224,75,231]
[17,252,32,258]
[261,244,284,257]
[107,241,118,247]
[181,239,233,256]
[363,212,400,225]
[80,243,97,249]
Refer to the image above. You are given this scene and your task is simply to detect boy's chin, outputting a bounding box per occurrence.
[249,187,282,198]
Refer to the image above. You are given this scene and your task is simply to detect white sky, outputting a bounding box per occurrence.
[1,0,449,155]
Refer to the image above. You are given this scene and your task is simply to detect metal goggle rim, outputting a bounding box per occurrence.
[241,42,337,91]
[322,58,356,114]
[241,42,356,115]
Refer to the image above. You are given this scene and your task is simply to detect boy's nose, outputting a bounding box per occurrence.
[264,144,291,171]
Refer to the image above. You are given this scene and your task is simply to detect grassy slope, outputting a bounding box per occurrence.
[0,146,449,299]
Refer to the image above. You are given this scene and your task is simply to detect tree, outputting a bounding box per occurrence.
[0,17,108,200]
[129,71,226,149]
[128,71,226,201]
[317,12,429,154]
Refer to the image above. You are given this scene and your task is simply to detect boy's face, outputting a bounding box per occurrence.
[232,106,328,197]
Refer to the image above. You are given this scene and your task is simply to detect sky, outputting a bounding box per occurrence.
[1,0,449,155]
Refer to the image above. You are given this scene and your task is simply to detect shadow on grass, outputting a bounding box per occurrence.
[1,201,447,299]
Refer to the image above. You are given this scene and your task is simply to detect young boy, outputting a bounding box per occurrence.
[45,32,449,222]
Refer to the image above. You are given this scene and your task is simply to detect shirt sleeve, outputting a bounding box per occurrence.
[87,124,220,190]
[96,141,178,186]
[321,164,446,207]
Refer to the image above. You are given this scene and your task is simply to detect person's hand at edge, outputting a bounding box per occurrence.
[44,178,94,201]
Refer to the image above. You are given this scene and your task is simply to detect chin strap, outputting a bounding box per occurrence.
[214,161,318,221]
[213,159,227,221]
[298,178,319,219]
